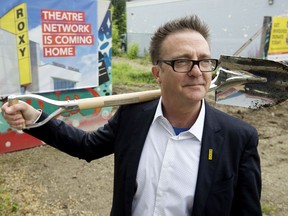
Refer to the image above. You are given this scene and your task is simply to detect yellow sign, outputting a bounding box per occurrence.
[268,16,288,55]
[0,3,31,86]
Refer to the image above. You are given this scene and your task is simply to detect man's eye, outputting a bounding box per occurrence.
[175,60,189,66]
[200,60,212,66]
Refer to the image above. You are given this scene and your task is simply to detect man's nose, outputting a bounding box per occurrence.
[187,64,202,77]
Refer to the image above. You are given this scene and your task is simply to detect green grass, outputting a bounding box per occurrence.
[112,60,155,85]
[261,202,275,216]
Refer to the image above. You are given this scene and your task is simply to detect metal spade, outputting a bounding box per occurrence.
[214,55,288,108]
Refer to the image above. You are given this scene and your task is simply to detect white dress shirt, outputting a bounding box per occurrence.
[132,98,205,216]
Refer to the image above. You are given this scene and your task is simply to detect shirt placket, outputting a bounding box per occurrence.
[153,136,175,216]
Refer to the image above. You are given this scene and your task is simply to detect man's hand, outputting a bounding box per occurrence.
[1,101,41,130]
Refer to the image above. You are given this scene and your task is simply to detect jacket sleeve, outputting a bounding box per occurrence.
[24,108,122,162]
[231,126,262,216]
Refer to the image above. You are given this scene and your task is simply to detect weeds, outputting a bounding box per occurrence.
[127,43,139,59]
[112,60,155,85]
[0,184,19,215]
[262,202,275,216]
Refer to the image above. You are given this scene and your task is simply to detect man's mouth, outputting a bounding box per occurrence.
[184,83,205,87]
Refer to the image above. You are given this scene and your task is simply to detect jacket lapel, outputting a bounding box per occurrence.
[192,102,224,215]
[126,99,158,172]
[123,100,158,214]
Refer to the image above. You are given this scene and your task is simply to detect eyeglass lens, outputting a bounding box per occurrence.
[173,59,217,72]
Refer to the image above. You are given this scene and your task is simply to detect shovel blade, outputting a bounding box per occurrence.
[215,55,288,109]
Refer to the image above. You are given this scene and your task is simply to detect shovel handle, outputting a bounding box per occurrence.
[6,89,162,129]
[78,89,161,110]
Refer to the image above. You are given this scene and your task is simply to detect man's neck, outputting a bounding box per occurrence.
[162,100,202,128]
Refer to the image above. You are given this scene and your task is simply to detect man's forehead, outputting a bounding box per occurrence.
[160,31,210,57]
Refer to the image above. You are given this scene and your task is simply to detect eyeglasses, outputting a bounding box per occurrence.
[157,59,219,73]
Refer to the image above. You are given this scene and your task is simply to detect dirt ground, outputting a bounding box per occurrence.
[0,84,288,216]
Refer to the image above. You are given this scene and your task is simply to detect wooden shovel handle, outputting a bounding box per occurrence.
[77,89,161,110]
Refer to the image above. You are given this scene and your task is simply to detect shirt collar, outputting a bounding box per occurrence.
[153,97,164,122]
[190,100,205,142]
[153,97,205,141]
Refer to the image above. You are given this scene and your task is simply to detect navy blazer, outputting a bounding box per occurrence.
[26,99,262,216]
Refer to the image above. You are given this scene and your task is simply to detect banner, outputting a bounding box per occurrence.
[0,0,112,153]
[0,0,104,96]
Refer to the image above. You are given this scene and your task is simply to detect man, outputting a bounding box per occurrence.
[2,15,262,215]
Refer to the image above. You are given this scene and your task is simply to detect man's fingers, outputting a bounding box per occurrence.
[2,102,21,115]
[1,103,26,129]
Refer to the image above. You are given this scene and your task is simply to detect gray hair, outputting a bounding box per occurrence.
[149,15,210,65]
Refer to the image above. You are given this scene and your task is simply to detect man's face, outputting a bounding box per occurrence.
[152,30,212,107]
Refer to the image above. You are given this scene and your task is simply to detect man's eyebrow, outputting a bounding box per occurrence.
[170,54,194,59]
[166,53,212,60]
[199,54,211,59]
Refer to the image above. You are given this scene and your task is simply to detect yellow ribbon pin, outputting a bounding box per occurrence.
[208,149,213,160]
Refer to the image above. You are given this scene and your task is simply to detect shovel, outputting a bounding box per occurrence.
[3,55,288,129]
[215,55,288,108]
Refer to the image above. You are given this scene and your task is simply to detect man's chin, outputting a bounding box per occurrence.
[185,85,206,94]
[186,91,206,102]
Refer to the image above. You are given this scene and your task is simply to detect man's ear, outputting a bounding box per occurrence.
[152,66,161,84]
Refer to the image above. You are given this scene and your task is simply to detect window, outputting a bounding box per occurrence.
[53,78,76,90]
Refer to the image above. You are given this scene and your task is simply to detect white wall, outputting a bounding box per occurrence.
[38,64,81,92]
[0,29,20,96]
[127,0,288,58]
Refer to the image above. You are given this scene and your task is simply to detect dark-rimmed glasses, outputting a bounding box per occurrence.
[157,59,218,73]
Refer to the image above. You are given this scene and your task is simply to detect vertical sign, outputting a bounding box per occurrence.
[16,4,32,86]
[0,3,31,87]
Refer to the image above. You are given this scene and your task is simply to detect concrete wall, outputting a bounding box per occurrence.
[126,0,288,58]
[0,29,20,96]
